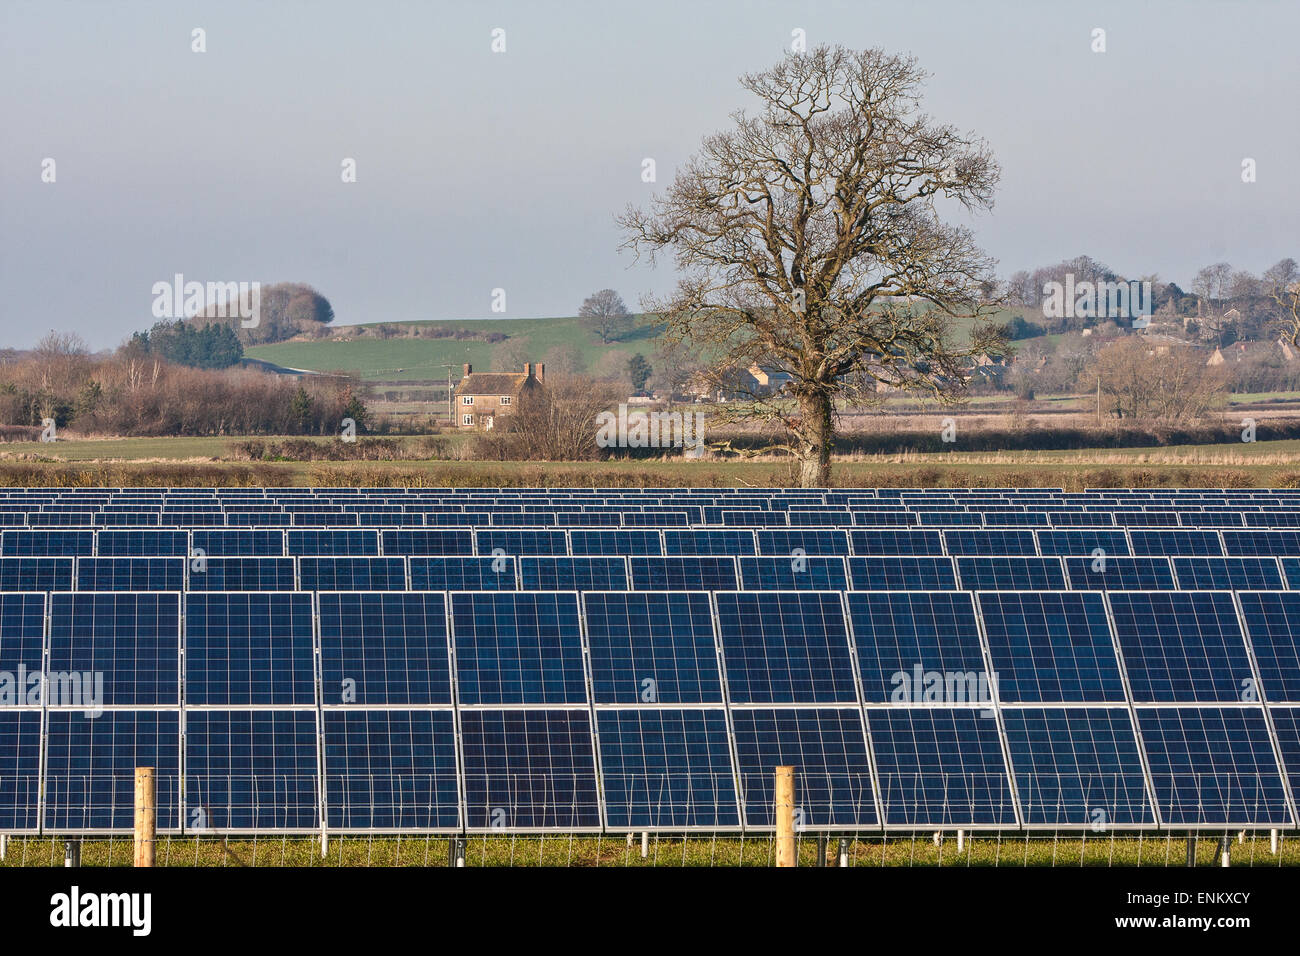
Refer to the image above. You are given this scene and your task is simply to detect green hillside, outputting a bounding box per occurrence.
[245,316,662,382]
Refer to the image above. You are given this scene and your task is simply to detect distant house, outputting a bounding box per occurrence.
[453,362,544,429]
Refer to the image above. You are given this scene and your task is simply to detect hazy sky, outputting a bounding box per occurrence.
[2,0,1297,349]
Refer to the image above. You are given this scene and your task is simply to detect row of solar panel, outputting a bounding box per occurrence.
[8,589,1300,705]
[16,527,1300,557]
[8,554,1300,592]
[5,703,1299,832]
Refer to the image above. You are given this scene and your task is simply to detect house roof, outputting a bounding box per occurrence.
[456,372,529,395]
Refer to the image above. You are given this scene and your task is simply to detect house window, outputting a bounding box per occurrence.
[462,396,474,405]
[499,396,511,405]
[462,414,474,426]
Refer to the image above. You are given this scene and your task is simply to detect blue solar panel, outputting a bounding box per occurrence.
[1001,708,1153,826]
[185,556,296,591]
[1136,707,1290,826]
[1267,707,1300,807]
[185,710,319,830]
[1036,530,1130,557]
[94,530,187,556]
[380,529,474,556]
[75,557,184,591]
[322,710,459,829]
[755,530,850,557]
[1236,592,1300,701]
[867,710,1016,826]
[568,529,662,556]
[318,592,452,704]
[628,556,739,591]
[0,594,45,683]
[1223,529,1300,556]
[48,593,180,705]
[520,556,628,591]
[286,529,380,556]
[663,530,755,556]
[849,529,945,556]
[956,557,1066,590]
[190,529,284,556]
[0,711,40,830]
[846,556,957,591]
[459,710,600,829]
[730,708,876,828]
[409,556,517,590]
[44,710,180,831]
[1064,556,1176,590]
[299,557,407,591]
[1,530,94,556]
[715,592,857,703]
[596,709,739,828]
[942,530,1038,556]
[475,530,569,557]
[1129,530,1224,557]
[583,592,721,704]
[848,592,986,704]
[1172,556,1283,590]
[1110,592,1251,702]
[737,555,848,590]
[184,593,315,705]
[450,592,586,704]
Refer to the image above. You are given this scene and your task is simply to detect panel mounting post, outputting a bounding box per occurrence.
[134,766,155,868]
[775,766,795,867]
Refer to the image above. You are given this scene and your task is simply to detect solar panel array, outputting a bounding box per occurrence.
[4,486,1300,835]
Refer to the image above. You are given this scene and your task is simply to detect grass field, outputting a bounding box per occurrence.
[2,834,1293,867]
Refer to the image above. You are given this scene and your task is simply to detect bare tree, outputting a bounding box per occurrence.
[1093,338,1225,421]
[578,289,632,344]
[490,336,533,372]
[472,373,621,461]
[1266,257,1300,347]
[620,45,1003,486]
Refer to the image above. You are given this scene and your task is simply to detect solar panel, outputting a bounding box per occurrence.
[942,530,1038,556]
[93,530,188,556]
[846,556,957,591]
[190,529,284,556]
[1236,592,1300,701]
[1001,707,1153,826]
[0,557,72,591]
[1135,707,1290,826]
[184,593,315,704]
[754,530,850,557]
[74,557,184,591]
[583,592,721,704]
[0,711,40,830]
[1036,529,1130,557]
[185,710,320,830]
[955,556,1067,590]
[715,592,857,703]
[1109,592,1252,702]
[299,556,407,591]
[475,530,569,557]
[318,592,452,704]
[408,556,517,591]
[519,556,628,591]
[596,709,739,828]
[1223,529,1300,556]
[1172,557,1283,590]
[380,529,474,556]
[568,529,662,556]
[1267,707,1300,808]
[322,710,459,829]
[849,529,945,556]
[1063,556,1176,590]
[730,708,876,828]
[737,555,848,590]
[848,592,985,704]
[1129,530,1224,557]
[450,592,586,704]
[1,530,94,557]
[459,709,600,830]
[867,710,1016,826]
[628,556,739,591]
[662,530,756,556]
[44,710,181,831]
[185,557,296,591]
[48,593,181,705]
[286,529,380,556]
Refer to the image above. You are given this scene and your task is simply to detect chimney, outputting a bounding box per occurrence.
[535,362,544,383]
[523,362,532,378]
[463,363,472,376]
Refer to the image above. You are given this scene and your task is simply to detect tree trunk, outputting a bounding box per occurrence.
[795,390,833,488]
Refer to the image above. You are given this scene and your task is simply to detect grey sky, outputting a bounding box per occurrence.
[2,0,1297,350]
